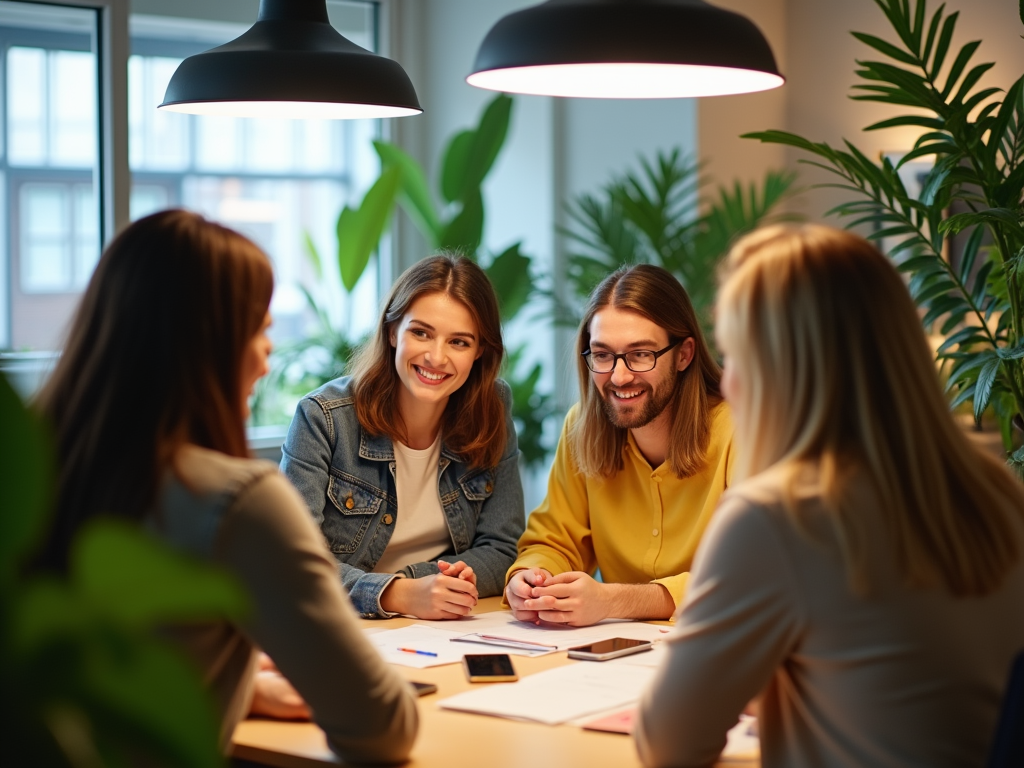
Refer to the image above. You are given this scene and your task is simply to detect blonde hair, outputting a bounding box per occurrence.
[571,264,722,478]
[717,224,1024,596]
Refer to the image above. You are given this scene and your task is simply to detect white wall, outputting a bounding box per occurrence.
[701,0,1024,224]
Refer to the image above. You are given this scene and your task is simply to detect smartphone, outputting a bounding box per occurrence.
[410,681,437,696]
[462,654,518,682]
[567,637,653,661]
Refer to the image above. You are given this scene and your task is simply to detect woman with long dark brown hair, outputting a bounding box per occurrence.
[37,210,417,762]
[281,254,524,619]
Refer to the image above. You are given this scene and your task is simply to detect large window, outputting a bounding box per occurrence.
[0,1,101,350]
[1,1,383,389]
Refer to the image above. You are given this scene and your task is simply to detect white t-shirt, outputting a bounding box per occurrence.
[373,434,451,574]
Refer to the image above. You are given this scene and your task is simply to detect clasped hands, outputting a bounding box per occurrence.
[379,559,478,619]
[505,567,610,627]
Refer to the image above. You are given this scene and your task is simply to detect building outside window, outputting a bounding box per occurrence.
[0,1,384,427]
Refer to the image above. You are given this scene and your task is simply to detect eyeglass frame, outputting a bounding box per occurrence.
[581,338,683,373]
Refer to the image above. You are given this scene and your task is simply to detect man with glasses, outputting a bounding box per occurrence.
[504,264,733,626]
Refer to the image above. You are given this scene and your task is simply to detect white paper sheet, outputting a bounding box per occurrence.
[613,643,668,668]
[367,624,470,668]
[415,610,671,651]
[438,662,657,724]
[367,624,548,668]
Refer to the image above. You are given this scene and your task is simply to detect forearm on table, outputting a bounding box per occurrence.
[339,563,400,618]
[604,582,675,621]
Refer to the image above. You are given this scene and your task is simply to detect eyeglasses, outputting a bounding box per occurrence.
[582,339,682,373]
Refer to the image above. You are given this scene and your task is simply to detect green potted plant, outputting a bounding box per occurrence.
[745,0,1024,475]
[562,148,799,337]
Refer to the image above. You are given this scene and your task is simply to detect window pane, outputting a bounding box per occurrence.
[50,50,96,167]
[2,0,102,350]
[129,55,189,171]
[245,118,294,172]
[73,183,99,287]
[8,46,46,165]
[130,184,171,220]
[195,115,240,170]
[21,184,70,292]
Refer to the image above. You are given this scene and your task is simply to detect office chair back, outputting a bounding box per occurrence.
[987,650,1024,768]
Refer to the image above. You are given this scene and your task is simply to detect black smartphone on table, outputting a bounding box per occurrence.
[462,653,518,682]
[410,681,438,696]
[567,637,653,661]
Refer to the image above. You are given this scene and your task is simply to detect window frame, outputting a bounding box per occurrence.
[0,0,128,347]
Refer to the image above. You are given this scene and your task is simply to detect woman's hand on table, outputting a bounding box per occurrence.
[250,654,311,720]
[380,568,479,619]
[437,559,477,586]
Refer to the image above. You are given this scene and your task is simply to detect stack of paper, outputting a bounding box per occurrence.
[438,662,657,724]
[367,624,552,668]
[417,611,671,652]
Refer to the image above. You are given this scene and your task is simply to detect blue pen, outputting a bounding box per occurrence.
[398,647,438,657]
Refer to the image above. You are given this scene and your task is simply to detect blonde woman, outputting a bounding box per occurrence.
[636,225,1024,767]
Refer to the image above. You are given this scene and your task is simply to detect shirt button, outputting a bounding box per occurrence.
[652,528,659,536]
[485,482,494,493]
[651,475,662,483]
[345,497,354,509]
[383,514,394,525]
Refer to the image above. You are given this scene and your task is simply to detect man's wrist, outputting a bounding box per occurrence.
[605,582,674,620]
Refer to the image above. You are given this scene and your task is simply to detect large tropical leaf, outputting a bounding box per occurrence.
[485,243,533,321]
[336,165,402,292]
[375,140,441,241]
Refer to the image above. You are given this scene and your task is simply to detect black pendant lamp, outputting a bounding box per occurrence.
[159,0,422,119]
[468,0,784,99]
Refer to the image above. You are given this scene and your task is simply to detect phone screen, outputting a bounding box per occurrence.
[571,638,650,654]
[464,654,516,677]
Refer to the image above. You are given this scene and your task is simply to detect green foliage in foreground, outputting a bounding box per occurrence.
[0,373,248,766]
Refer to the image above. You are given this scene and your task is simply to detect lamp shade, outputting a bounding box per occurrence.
[467,0,784,99]
[159,0,422,119]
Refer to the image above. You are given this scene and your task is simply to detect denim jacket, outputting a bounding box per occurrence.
[280,375,525,618]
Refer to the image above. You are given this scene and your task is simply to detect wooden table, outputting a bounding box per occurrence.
[231,597,757,767]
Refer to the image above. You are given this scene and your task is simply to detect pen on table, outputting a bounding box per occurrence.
[398,647,438,657]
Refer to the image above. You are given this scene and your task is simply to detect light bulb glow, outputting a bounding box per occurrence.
[467,62,784,99]
[158,100,422,120]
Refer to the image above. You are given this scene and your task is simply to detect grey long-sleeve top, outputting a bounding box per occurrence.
[636,477,1024,768]
[148,444,418,763]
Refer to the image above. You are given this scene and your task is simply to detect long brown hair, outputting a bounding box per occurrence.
[717,224,1024,596]
[570,264,722,478]
[36,209,274,569]
[350,254,506,469]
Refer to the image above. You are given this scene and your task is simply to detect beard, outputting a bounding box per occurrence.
[600,376,677,429]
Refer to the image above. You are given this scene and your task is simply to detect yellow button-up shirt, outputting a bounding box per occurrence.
[508,402,733,607]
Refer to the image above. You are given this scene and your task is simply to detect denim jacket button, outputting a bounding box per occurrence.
[485,482,494,493]
[345,496,354,509]
[383,513,394,525]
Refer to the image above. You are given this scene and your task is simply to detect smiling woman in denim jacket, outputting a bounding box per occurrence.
[281,254,525,619]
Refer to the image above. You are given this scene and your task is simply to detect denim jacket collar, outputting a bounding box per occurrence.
[358,427,463,464]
